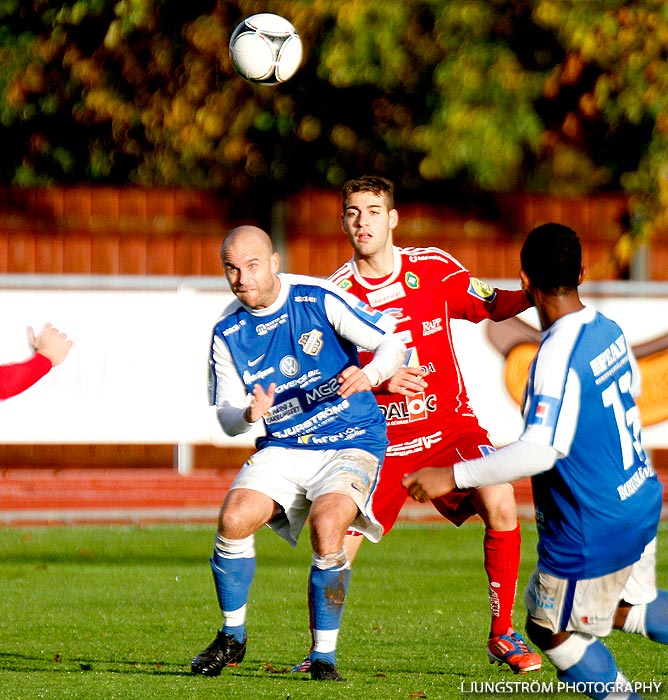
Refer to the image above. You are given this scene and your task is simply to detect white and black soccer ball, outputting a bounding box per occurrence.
[229,13,302,85]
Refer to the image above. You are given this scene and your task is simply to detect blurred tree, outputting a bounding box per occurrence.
[532,0,668,257]
[0,0,666,244]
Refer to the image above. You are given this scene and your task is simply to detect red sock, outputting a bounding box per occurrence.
[484,524,521,638]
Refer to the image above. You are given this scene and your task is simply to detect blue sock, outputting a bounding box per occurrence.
[210,540,255,643]
[556,639,619,700]
[646,590,668,644]
[308,552,351,666]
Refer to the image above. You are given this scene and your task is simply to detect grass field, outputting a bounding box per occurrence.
[0,521,665,700]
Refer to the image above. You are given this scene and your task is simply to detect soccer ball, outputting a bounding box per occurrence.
[229,13,302,85]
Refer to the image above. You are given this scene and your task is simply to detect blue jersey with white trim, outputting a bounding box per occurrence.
[210,274,394,461]
[522,307,662,579]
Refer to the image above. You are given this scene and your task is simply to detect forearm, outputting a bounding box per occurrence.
[216,404,255,436]
[361,334,407,387]
[488,288,532,321]
[453,439,559,489]
[0,354,52,400]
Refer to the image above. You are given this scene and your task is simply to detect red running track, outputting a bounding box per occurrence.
[0,467,538,526]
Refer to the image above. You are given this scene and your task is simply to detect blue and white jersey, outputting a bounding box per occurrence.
[522,306,663,579]
[209,273,404,461]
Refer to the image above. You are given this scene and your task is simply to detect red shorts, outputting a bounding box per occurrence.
[366,424,493,534]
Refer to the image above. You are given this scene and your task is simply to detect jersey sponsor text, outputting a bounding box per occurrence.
[381,392,437,424]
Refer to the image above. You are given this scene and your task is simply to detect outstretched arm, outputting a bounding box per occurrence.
[0,324,72,400]
[402,440,559,501]
[487,288,532,322]
[29,323,73,366]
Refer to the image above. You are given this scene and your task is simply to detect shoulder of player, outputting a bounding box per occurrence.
[535,308,598,367]
[397,246,470,286]
[280,272,343,299]
[327,260,354,286]
[215,297,245,324]
[398,245,467,272]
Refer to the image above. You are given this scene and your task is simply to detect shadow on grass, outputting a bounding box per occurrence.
[0,650,194,677]
[0,651,322,681]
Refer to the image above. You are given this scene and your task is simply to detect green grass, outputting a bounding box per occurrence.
[0,521,665,699]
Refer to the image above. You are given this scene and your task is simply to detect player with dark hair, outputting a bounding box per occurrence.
[0,323,72,399]
[404,222,667,699]
[191,225,406,682]
[294,175,541,673]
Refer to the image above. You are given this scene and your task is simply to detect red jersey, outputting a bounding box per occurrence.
[329,246,530,454]
[0,354,52,400]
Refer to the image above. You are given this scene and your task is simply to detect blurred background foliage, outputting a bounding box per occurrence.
[0,0,667,243]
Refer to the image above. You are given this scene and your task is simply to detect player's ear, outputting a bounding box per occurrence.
[389,208,399,230]
[578,267,585,285]
[271,251,280,273]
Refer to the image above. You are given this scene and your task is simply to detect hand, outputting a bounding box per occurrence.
[337,365,371,398]
[29,323,73,366]
[386,366,428,395]
[244,382,276,423]
[402,467,456,502]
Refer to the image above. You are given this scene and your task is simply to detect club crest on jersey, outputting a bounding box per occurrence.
[405,271,419,289]
[299,330,324,356]
[338,279,353,291]
[468,277,497,301]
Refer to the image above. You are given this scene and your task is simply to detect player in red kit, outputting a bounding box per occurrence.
[293,175,542,675]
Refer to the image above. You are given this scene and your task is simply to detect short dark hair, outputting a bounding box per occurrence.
[341,175,394,210]
[520,223,582,293]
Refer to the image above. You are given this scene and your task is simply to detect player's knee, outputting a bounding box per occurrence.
[475,483,517,528]
[217,507,256,539]
[525,616,557,652]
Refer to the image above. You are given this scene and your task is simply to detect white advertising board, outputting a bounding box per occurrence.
[0,280,667,449]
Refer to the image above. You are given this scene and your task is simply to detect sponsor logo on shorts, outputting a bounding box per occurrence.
[529,589,555,611]
[386,431,443,456]
[340,465,371,486]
